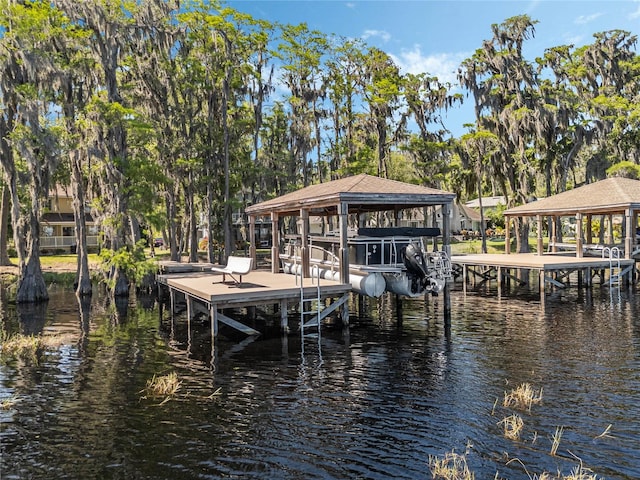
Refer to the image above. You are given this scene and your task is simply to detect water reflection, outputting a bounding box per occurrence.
[1,285,639,479]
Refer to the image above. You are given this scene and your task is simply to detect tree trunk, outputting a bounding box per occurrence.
[16,212,48,303]
[0,185,12,266]
[71,150,92,296]
[517,218,531,253]
[111,266,130,297]
[477,178,487,254]
[129,215,142,246]
[167,188,180,262]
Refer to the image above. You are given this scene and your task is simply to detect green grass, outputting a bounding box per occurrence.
[448,237,549,255]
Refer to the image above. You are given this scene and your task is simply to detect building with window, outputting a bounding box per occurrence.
[41,187,99,252]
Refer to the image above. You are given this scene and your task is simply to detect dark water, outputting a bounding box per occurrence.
[1,281,639,479]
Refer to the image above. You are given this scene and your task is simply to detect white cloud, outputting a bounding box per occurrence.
[574,12,603,25]
[563,34,585,47]
[390,45,467,86]
[361,29,391,43]
[630,5,640,19]
[345,2,356,9]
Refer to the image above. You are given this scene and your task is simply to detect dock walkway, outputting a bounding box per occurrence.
[157,263,351,337]
[452,253,637,303]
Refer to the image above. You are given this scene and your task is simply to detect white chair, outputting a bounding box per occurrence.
[211,256,253,286]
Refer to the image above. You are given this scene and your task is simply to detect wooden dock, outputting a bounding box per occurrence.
[452,253,637,303]
[157,264,351,337]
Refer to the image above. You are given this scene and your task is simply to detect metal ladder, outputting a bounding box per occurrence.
[296,263,322,340]
[602,246,621,286]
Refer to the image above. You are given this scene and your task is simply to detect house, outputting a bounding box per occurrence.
[465,195,506,211]
[41,186,99,252]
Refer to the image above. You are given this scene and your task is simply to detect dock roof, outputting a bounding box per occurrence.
[504,177,640,217]
[245,173,455,217]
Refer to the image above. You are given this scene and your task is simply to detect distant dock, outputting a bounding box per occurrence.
[452,252,637,303]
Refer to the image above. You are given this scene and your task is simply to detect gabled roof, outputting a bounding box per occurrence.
[459,203,482,222]
[465,196,506,209]
[245,173,455,217]
[504,177,640,216]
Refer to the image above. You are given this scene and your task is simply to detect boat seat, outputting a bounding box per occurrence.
[211,256,253,286]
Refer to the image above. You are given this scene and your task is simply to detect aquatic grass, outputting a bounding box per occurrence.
[561,464,599,480]
[143,372,182,405]
[207,386,223,399]
[1,334,45,364]
[503,383,543,411]
[507,457,601,480]
[428,450,474,480]
[0,395,19,410]
[594,424,613,440]
[0,333,76,365]
[499,414,524,441]
[550,426,564,456]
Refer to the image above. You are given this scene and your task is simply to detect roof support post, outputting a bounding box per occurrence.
[576,212,583,258]
[339,202,349,285]
[249,215,256,268]
[271,212,279,274]
[442,202,451,257]
[625,208,633,259]
[536,215,544,256]
[301,208,310,277]
[586,214,593,244]
[551,216,558,253]
[505,216,511,254]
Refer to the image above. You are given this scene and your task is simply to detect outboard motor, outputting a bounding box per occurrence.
[403,243,428,293]
[403,243,428,278]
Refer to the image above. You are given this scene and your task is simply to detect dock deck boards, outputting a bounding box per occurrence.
[157,269,351,309]
[451,253,635,270]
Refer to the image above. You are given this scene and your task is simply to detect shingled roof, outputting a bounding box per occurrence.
[504,177,640,217]
[245,173,455,217]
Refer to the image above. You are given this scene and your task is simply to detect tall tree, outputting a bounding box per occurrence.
[458,15,539,252]
[57,0,138,296]
[457,130,499,253]
[277,23,328,187]
[0,0,68,302]
[361,47,403,179]
[324,38,367,178]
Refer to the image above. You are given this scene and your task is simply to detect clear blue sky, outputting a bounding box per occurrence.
[225,0,640,135]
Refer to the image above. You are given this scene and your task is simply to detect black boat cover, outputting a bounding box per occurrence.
[357,227,441,238]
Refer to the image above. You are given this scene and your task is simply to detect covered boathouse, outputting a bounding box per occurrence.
[453,177,640,303]
[244,173,456,287]
[157,174,457,340]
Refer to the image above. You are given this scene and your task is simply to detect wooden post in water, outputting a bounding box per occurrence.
[210,304,219,337]
[280,299,288,333]
[442,202,452,320]
[169,288,176,320]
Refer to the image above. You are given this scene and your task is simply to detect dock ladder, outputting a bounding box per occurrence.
[296,264,322,340]
[602,246,622,286]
